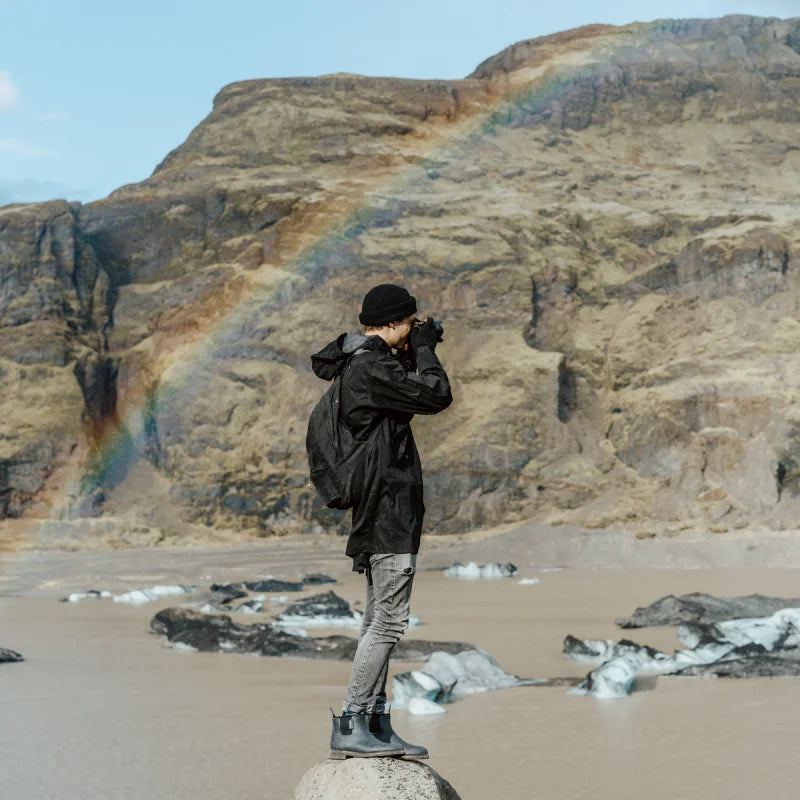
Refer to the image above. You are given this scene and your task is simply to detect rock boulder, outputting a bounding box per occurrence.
[295,758,461,800]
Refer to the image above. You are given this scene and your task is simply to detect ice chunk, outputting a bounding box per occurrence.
[269,595,291,605]
[563,635,665,666]
[391,670,450,708]
[235,599,265,614]
[0,647,24,663]
[61,590,113,603]
[565,606,800,697]
[423,649,534,698]
[392,648,533,708]
[168,642,198,653]
[444,561,517,579]
[113,585,198,605]
[409,697,447,715]
[570,657,640,699]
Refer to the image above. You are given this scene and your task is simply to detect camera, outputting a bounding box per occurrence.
[412,317,444,342]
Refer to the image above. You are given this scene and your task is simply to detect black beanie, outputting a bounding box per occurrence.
[359,284,417,326]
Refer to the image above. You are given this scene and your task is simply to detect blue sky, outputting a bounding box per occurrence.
[1,0,796,206]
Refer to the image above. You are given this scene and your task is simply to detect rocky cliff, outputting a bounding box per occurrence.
[3,14,800,546]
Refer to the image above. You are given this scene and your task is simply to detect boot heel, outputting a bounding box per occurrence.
[329,750,347,760]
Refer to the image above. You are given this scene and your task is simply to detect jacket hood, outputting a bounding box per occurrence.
[311,333,372,380]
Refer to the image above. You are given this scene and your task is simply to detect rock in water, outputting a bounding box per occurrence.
[566,604,800,697]
[275,591,363,628]
[301,573,337,586]
[616,593,800,628]
[1,647,24,663]
[245,578,305,593]
[151,606,357,658]
[209,583,249,603]
[295,758,461,800]
[151,606,473,661]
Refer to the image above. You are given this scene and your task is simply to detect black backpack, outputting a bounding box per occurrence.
[306,353,370,510]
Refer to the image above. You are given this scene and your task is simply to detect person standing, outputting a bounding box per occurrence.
[309,283,452,759]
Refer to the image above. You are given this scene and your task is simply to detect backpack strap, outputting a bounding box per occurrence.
[331,347,370,441]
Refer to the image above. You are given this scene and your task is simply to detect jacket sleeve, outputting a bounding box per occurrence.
[367,345,453,416]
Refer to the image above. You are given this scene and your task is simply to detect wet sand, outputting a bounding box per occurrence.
[2,528,800,799]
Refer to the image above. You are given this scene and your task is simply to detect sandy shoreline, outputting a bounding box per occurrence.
[5,520,800,597]
[3,524,800,799]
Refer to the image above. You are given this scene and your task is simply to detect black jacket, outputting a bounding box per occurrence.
[310,333,452,567]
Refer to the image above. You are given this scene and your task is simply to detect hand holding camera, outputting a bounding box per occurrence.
[409,317,444,351]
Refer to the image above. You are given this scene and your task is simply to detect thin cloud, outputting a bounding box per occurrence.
[0,139,55,157]
[0,71,19,112]
[38,111,70,122]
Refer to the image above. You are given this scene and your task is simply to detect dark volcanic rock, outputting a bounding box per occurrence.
[209,583,249,603]
[244,578,304,593]
[301,573,336,585]
[1,647,24,663]
[151,606,355,658]
[616,593,800,628]
[276,590,355,622]
[151,607,474,660]
[671,649,800,678]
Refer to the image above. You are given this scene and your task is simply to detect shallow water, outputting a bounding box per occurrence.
[2,538,800,799]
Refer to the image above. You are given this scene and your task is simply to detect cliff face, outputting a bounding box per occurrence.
[3,14,800,543]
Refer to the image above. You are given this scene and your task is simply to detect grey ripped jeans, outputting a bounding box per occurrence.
[342,553,417,715]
